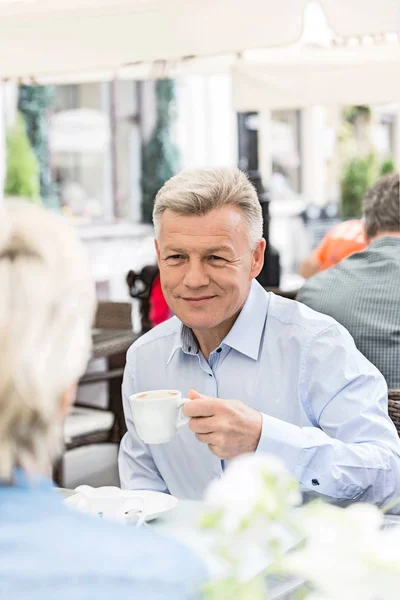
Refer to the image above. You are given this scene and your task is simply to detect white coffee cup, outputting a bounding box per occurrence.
[129,389,191,444]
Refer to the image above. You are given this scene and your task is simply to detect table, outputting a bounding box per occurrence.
[59,490,305,599]
[59,489,204,536]
[91,328,138,360]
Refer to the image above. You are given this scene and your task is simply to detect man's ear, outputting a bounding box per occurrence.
[250,238,266,279]
[155,239,161,266]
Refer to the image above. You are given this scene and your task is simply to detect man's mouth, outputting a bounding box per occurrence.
[181,296,216,304]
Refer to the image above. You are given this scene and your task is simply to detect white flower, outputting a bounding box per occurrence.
[196,452,400,600]
[200,454,301,582]
[203,454,301,534]
[283,502,400,600]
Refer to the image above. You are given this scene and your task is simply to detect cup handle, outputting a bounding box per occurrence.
[124,497,145,515]
[176,397,191,429]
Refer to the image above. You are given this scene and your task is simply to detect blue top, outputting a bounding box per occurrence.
[0,470,205,600]
[119,279,400,509]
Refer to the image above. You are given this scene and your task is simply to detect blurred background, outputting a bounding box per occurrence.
[0,0,399,487]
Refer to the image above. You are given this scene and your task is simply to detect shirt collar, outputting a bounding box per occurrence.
[370,235,400,249]
[222,279,269,360]
[167,323,199,364]
[167,279,270,363]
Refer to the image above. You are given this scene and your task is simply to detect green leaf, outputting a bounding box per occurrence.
[340,155,376,218]
[4,113,41,202]
[203,575,267,600]
[141,80,180,223]
[18,85,57,208]
[199,508,224,529]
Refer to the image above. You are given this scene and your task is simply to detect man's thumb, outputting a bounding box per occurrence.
[188,388,204,400]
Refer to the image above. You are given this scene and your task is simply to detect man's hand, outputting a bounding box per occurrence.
[183,389,262,460]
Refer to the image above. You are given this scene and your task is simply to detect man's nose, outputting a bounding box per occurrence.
[183,260,209,288]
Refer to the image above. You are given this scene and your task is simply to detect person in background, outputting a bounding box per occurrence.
[149,270,172,327]
[297,173,400,388]
[299,218,368,278]
[0,201,205,600]
[119,167,400,509]
[127,266,171,330]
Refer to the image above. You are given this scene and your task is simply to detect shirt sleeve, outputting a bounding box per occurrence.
[257,324,400,510]
[313,232,329,266]
[118,351,169,493]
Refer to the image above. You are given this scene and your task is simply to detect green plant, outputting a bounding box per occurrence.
[380,157,396,176]
[18,85,57,207]
[141,80,179,223]
[4,113,41,202]
[343,105,372,125]
[340,154,376,218]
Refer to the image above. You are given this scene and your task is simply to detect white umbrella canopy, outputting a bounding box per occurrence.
[232,42,400,110]
[0,0,304,80]
[320,0,400,38]
[0,0,398,81]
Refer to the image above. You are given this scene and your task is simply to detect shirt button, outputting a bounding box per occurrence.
[216,347,222,353]
[208,373,212,377]
[311,479,320,486]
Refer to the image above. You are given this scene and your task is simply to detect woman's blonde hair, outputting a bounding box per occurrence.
[153,168,263,249]
[0,201,96,480]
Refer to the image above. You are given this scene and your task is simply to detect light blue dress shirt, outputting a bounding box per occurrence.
[119,280,400,509]
[0,470,205,600]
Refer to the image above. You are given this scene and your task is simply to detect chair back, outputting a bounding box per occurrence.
[95,302,132,330]
[388,389,400,436]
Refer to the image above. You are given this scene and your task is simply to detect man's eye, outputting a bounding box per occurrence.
[209,255,224,261]
[166,255,184,261]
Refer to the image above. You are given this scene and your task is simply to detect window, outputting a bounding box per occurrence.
[50,81,140,223]
[271,110,301,193]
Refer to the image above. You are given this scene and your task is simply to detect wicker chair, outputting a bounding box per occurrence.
[388,389,400,437]
[54,302,138,486]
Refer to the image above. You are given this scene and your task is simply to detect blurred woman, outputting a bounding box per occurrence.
[0,201,204,600]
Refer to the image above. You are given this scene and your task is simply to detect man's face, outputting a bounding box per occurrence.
[155,206,265,333]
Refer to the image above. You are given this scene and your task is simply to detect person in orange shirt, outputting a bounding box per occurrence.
[300,219,368,279]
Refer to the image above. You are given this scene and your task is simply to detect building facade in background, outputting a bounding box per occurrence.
[1,77,399,298]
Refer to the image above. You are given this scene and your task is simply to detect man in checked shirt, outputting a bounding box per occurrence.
[297,173,400,389]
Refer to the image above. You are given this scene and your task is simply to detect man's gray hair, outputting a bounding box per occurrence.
[153,167,263,249]
[363,173,400,239]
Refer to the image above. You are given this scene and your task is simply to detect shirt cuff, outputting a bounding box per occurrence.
[256,413,304,477]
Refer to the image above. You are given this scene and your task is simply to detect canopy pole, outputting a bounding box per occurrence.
[258,110,273,186]
[301,105,327,206]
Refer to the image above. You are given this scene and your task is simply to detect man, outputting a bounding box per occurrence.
[119,167,400,509]
[0,201,205,600]
[297,173,400,389]
[299,218,368,279]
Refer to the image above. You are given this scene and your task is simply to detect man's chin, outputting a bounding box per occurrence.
[171,302,223,331]
[179,315,219,332]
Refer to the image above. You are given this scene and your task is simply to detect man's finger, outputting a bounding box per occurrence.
[189,416,216,434]
[195,432,220,445]
[183,397,219,418]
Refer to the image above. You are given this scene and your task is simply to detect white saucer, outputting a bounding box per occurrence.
[65,487,178,522]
